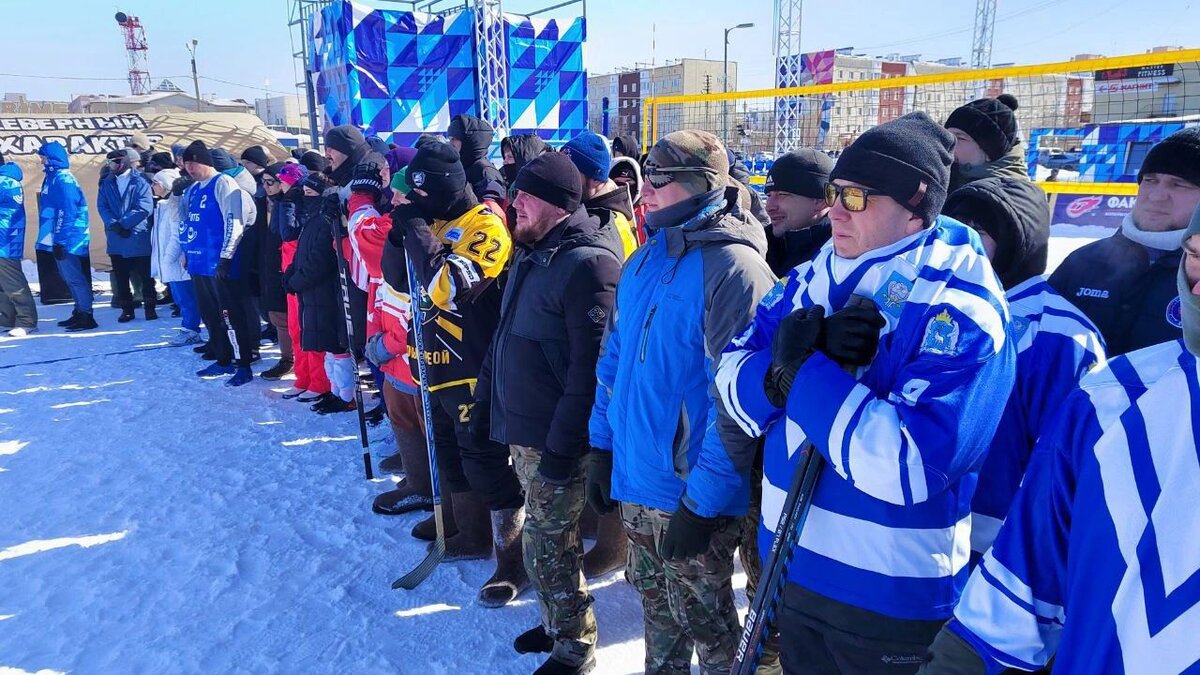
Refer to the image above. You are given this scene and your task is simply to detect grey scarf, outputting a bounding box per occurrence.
[1121,213,1184,252]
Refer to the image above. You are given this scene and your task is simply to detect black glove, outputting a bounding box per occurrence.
[321,189,347,236]
[536,450,577,486]
[661,502,718,561]
[52,244,65,260]
[215,258,232,281]
[765,306,825,407]
[819,303,886,367]
[117,226,131,238]
[469,399,492,448]
[390,202,427,234]
[348,162,384,199]
[585,450,616,514]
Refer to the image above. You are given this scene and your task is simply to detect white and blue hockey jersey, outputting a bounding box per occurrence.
[716,216,1016,620]
[968,276,1106,558]
[948,339,1200,674]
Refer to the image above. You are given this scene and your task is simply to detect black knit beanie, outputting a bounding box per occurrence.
[766,149,834,199]
[263,161,288,179]
[514,153,583,213]
[830,111,954,226]
[299,150,328,174]
[210,148,237,172]
[945,94,1020,162]
[182,140,214,167]
[324,125,367,157]
[1138,127,1200,187]
[240,145,271,169]
[406,141,467,200]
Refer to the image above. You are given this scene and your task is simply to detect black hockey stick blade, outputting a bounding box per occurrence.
[392,539,444,590]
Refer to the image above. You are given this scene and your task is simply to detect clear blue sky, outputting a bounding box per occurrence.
[0,0,1194,102]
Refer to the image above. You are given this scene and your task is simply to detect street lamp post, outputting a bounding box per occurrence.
[186,39,202,113]
[723,22,754,145]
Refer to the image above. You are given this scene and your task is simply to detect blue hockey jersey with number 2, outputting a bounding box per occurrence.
[716,216,1016,620]
[949,339,1200,674]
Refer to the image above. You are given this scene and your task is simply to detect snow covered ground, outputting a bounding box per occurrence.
[0,296,750,675]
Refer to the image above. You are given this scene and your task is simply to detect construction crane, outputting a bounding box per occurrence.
[114,12,152,96]
[971,0,997,69]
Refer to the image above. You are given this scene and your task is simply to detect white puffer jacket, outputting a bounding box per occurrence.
[149,169,188,284]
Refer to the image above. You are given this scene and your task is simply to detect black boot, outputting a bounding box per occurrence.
[260,357,294,381]
[144,305,158,321]
[117,307,135,323]
[533,655,596,675]
[514,625,554,654]
[583,508,628,578]
[478,506,529,607]
[442,491,492,561]
[57,311,82,328]
[411,486,459,541]
[66,313,98,332]
[364,402,386,427]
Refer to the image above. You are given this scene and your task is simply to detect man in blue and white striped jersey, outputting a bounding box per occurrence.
[942,176,1107,561]
[715,112,1016,673]
[919,205,1200,674]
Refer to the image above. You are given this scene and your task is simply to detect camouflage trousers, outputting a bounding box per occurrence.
[740,443,782,674]
[511,445,597,666]
[622,502,743,675]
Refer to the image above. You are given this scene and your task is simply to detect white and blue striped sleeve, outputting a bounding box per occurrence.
[945,393,1087,671]
[785,304,1017,506]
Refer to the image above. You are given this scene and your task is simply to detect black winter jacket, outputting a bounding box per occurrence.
[478,207,624,461]
[257,179,287,312]
[450,114,506,203]
[282,194,346,354]
[943,176,1049,290]
[1048,230,1182,356]
[765,217,831,278]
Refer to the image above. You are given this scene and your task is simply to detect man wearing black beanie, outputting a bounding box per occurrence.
[380,140,526,608]
[945,94,1029,191]
[764,149,835,276]
[474,151,624,673]
[716,111,1016,673]
[1049,126,1200,355]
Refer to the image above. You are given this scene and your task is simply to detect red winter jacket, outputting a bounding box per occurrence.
[348,192,416,390]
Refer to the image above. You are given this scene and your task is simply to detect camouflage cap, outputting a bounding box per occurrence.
[645,130,730,195]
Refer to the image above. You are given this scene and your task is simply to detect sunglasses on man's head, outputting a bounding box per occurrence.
[643,163,718,188]
[262,178,279,186]
[824,182,884,212]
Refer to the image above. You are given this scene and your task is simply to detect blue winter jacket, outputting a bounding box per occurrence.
[588,187,777,518]
[36,142,89,256]
[97,169,153,257]
[0,162,26,259]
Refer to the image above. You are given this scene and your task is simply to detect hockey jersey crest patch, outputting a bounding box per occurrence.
[1166,296,1183,328]
[760,280,786,310]
[1011,316,1032,342]
[920,309,961,356]
[873,272,913,319]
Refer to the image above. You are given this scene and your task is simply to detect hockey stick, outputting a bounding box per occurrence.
[330,210,374,480]
[392,256,445,590]
[731,294,877,675]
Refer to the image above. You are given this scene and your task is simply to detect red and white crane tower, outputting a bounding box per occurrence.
[114,11,152,96]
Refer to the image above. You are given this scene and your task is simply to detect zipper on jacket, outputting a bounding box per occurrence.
[639,305,657,363]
